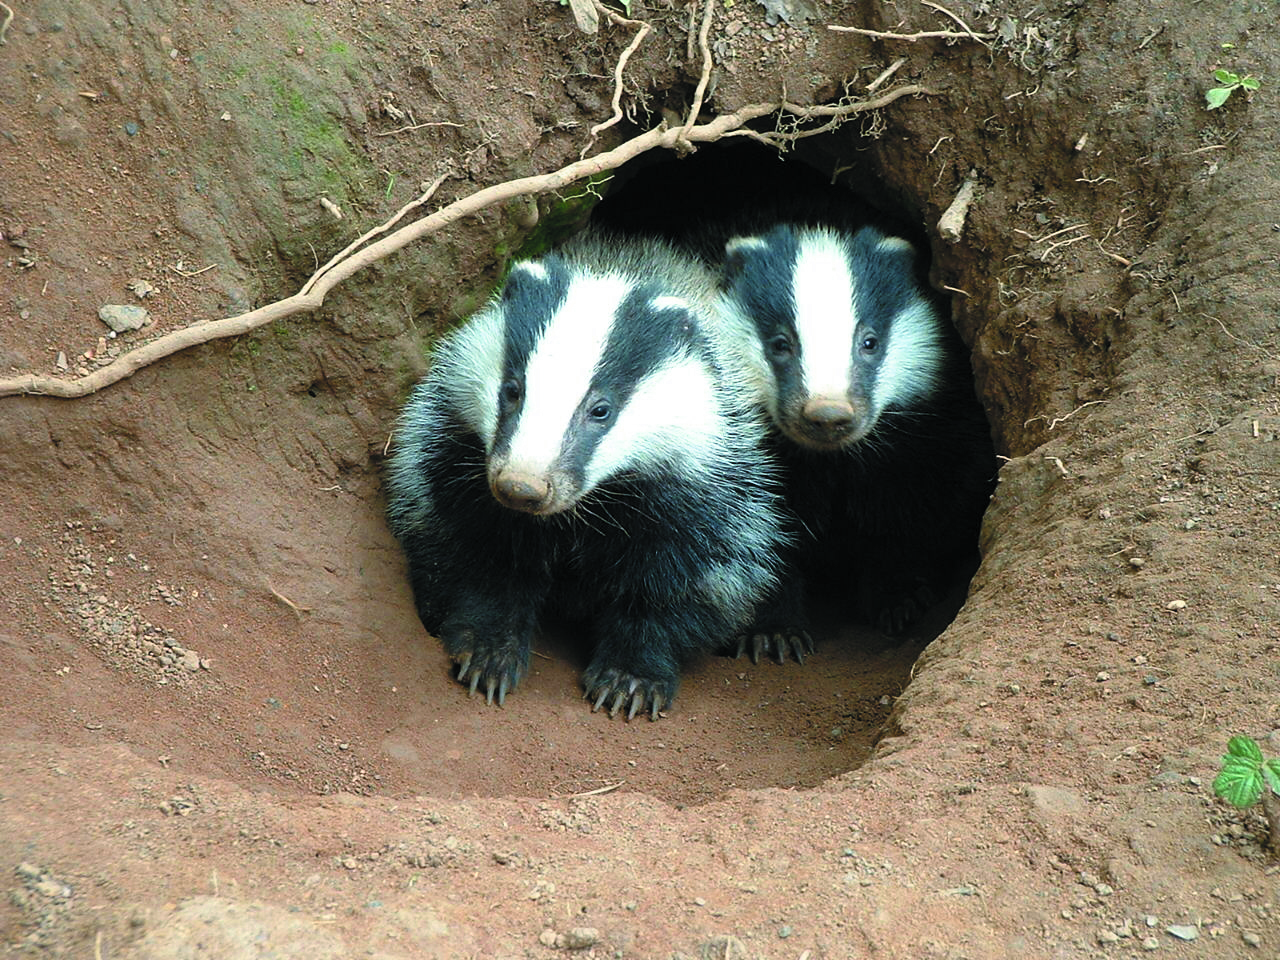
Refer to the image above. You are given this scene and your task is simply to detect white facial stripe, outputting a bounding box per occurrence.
[589,354,721,485]
[793,231,856,399]
[505,274,627,473]
[873,296,944,409]
[876,235,914,254]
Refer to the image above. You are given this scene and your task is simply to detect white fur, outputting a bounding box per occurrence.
[725,235,769,255]
[873,294,945,410]
[651,295,690,312]
[504,274,628,475]
[588,353,723,486]
[792,230,857,401]
[440,303,507,445]
[512,260,549,281]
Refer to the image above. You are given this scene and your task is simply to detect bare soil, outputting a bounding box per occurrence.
[2,0,1278,957]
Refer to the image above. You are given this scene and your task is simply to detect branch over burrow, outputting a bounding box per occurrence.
[0,86,934,400]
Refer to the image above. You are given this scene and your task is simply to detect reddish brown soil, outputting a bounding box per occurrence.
[2,0,1278,957]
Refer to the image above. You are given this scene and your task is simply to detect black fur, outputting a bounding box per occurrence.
[386,234,785,718]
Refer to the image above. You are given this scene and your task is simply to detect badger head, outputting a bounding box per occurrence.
[446,255,725,517]
[720,224,946,452]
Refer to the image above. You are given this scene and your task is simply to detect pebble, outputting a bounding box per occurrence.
[538,929,557,947]
[1166,924,1198,941]
[180,650,201,672]
[558,928,599,949]
[1242,931,1261,947]
[124,121,139,136]
[1142,936,1159,950]
[126,278,155,299]
[98,304,150,332]
[16,863,41,880]
[33,878,70,899]
[1097,929,1121,944]
[1165,599,1187,610]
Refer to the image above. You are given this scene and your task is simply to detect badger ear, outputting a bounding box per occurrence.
[722,235,767,282]
[875,234,916,256]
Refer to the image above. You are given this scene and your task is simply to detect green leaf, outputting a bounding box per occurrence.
[1214,68,1238,84]
[1214,756,1264,808]
[1206,87,1233,109]
[1226,735,1264,763]
[1241,76,1261,91]
[1264,759,1280,795]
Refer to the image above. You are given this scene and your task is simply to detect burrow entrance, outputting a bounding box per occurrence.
[7,140,998,811]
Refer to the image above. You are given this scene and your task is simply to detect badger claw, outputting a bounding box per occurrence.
[727,628,814,666]
[582,665,676,722]
[444,633,530,709]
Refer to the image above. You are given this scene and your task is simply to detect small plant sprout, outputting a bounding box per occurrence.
[1206,68,1260,110]
[1212,735,1280,855]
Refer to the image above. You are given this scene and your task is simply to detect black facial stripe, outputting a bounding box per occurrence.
[593,284,706,409]
[489,257,572,459]
[501,256,572,380]
[847,231,924,367]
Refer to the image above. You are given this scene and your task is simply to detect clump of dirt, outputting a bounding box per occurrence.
[2,0,1279,957]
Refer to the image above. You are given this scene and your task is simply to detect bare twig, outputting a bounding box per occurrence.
[583,2,653,151]
[554,780,625,799]
[865,57,907,93]
[829,24,994,42]
[302,173,449,297]
[1023,399,1108,431]
[938,168,978,242]
[373,120,463,138]
[0,83,936,399]
[920,0,992,47]
[1205,314,1277,360]
[0,3,13,44]
[268,583,311,619]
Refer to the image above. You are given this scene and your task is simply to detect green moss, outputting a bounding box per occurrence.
[510,173,610,263]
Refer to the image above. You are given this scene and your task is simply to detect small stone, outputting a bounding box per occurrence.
[1142,936,1159,950]
[1242,931,1261,947]
[538,929,557,947]
[33,878,69,898]
[1128,556,1146,568]
[124,121,139,136]
[1096,671,1110,682]
[778,925,793,939]
[1095,882,1114,896]
[126,278,155,299]
[56,351,67,370]
[181,650,201,672]
[1098,929,1121,944]
[98,304,150,332]
[558,928,599,949]
[1166,924,1198,941]
[15,863,41,880]
[1165,599,1187,610]
[339,857,357,870]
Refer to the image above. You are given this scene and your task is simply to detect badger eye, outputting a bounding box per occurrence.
[859,334,880,354]
[767,334,793,359]
[587,400,612,422]
[499,379,522,407]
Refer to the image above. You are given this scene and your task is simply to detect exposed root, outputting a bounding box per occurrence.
[677,0,717,151]
[831,0,993,45]
[0,48,938,400]
[582,2,653,154]
[0,3,13,45]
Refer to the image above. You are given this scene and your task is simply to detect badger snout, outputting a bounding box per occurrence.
[490,470,555,514]
[802,397,855,430]
[789,396,869,449]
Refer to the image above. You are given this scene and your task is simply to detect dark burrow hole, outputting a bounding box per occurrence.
[379,140,998,806]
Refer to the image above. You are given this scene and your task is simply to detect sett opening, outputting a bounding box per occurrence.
[369,137,1000,807]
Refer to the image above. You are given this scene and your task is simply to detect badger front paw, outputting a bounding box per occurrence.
[727,627,815,665]
[441,625,531,707]
[581,665,677,722]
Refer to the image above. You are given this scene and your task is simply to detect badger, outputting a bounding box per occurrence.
[385,232,787,720]
[716,223,996,646]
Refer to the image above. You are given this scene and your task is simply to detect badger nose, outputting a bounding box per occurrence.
[491,472,553,514]
[802,397,855,428]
